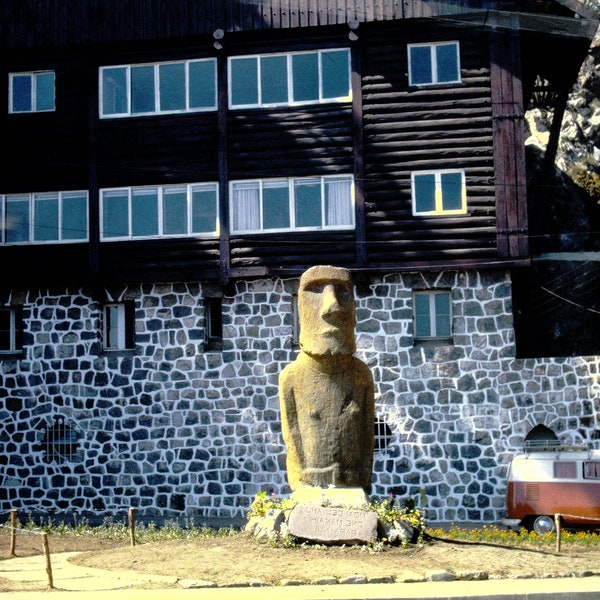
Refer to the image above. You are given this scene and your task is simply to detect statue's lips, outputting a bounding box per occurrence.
[319,327,344,336]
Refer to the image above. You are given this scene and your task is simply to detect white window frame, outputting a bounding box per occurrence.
[230,175,354,234]
[228,48,351,109]
[1,191,89,245]
[413,290,452,341]
[9,71,55,113]
[100,183,219,241]
[0,307,23,355]
[99,58,217,118]
[103,303,134,351]
[411,169,467,216]
[407,41,461,86]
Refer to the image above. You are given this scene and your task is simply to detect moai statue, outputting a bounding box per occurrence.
[279,265,374,492]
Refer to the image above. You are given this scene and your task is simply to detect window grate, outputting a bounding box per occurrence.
[40,417,79,463]
[374,417,393,455]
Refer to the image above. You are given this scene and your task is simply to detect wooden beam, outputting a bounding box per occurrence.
[490,26,529,259]
[351,37,367,268]
[217,50,230,285]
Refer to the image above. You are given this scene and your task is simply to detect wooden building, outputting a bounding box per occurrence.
[0,1,598,524]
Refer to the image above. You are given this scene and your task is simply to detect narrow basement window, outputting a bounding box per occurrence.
[205,297,223,351]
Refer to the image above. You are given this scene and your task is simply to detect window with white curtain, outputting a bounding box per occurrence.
[230,175,354,234]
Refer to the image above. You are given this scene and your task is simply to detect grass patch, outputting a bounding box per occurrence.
[16,515,237,543]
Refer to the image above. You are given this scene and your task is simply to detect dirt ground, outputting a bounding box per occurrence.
[2,529,600,591]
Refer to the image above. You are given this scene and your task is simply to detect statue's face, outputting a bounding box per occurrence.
[298,266,356,356]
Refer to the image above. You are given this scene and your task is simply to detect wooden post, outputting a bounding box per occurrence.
[128,507,136,547]
[9,509,17,557]
[555,514,562,553]
[41,533,54,589]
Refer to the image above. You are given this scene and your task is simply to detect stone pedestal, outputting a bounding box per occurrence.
[286,487,377,544]
[288,503,378,544]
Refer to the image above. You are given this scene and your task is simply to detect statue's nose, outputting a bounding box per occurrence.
[320,284,343,318]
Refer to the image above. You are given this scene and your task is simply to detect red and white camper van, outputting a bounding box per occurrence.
[502,444,600,534]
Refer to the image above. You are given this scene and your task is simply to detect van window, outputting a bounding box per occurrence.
[553,461,576,479]
[584,462,600,479]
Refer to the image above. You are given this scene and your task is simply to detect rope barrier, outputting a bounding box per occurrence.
[557,513,600,522]
[554,513,600,554]
[3,506,137,588]
[3,510,54,589]
[0,524,46,534]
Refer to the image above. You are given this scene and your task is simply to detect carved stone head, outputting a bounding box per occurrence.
[298,265,356,357]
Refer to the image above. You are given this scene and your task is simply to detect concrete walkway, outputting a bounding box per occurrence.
[1,551,600,599]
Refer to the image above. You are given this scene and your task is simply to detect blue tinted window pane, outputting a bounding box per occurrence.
[260,55,288,104]
[11,75,32,112]
[132,189,159,236]
[102,67,128,115]
[321,50,349,99]
[294,180,321,227]
[441,172,464,211]
[414,294,431,337]
[189,60,216,109]
[191,187,217,233]
[35,72,55,111]
[6,196,30,243]
[62,193,87,240]
[263,183,290,229]
[159,63,185,111]
[163,189,188,235]
[102,191,129,238]
[436,43,459,83]
[434,292,451,336]
[413,174,436,213]
[409,46,432,85]
[131,65,156,113]
[34,194,59,241]
[292,53,319,102]
[230,57,258,106]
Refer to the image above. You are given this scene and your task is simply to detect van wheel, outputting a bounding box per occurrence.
[532,515,556,535]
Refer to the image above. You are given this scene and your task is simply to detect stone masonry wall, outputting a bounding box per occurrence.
[0,271,599,524]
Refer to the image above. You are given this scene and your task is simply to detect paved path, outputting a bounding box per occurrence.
[2,551,600,599]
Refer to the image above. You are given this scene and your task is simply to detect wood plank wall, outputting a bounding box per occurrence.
[1,13,536,286]
[361,23,498,266]
[0,0,517,48]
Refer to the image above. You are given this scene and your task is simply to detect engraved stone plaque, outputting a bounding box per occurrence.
[288,504,378,544]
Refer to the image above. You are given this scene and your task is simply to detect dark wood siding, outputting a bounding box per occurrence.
[361,23,497,266]
[0,1,480,48]
[1,56,92,192]
[0,1,583,49]
[99,239,221,283]
[228,106,354,180]
[4,8,593,286]
[230,232,356,271]
[97,115,219,188]
[1,245,90,288]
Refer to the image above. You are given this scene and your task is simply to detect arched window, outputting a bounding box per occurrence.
[524,424,559,450]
